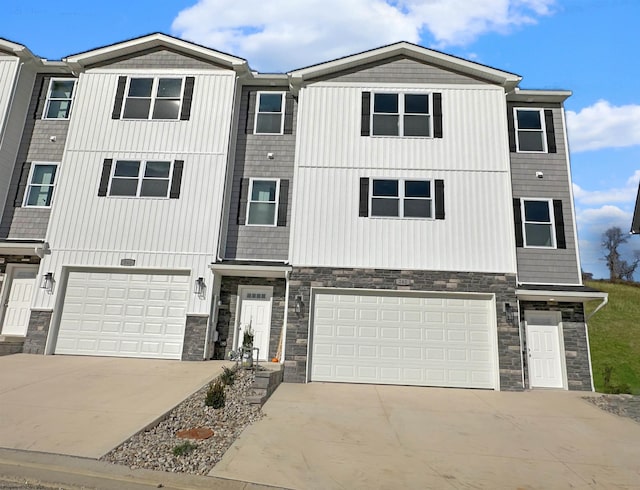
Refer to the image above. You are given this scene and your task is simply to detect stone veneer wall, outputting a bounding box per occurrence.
[22,310,52,354]
[181,315,208,361]
[214,277,286,361]
[520,301,591,391]
[285,268,522,390]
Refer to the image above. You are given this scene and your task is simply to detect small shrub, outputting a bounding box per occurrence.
[220,366,236,386]
[172,441,197,457]
[205,380,225,408]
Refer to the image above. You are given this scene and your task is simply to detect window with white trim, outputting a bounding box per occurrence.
[122,78,184,120]
[515,109,546,152]
[247,179,279,225]
[43,79,75,119]
[108,160,172,197]
[522,199,555,247]
[254,92,285,134]
[24,163,58,207]
[372,93,431,137]
[371,179,432,218]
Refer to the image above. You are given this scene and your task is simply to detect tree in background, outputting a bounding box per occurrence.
[602,226,640,281]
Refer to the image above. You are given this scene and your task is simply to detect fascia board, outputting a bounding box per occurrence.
[508,89,572,104]
[631,182,640,234]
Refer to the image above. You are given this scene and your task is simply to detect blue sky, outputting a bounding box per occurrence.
[2,0,639,279]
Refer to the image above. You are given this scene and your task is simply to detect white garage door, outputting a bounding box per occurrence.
[55,271,189,359]
[311,291,498,389]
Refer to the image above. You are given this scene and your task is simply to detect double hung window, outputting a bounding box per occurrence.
[44,79,76,119]
[372,93,431,137]
[24,163,58,207]
[109,160,172,197]
[254,92,285,134]
[515,109,546,152]
[522,199,554,247]
[123,78,183,120]
[371,179,432,218]
[247,179,279,225]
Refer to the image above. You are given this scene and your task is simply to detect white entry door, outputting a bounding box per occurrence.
[238,287,272,361]
[1,265,37,336]
[525,311,564,388]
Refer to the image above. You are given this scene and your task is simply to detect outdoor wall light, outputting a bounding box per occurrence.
[194,277,205,295]
[503,302,519,326]
[294,295,304,316]
[41,272,54,292]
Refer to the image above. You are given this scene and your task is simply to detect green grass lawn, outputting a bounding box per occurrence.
[585,280,640,394]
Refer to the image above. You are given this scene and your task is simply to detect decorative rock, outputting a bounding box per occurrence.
[100,368,264,475]
[176,427,214,440]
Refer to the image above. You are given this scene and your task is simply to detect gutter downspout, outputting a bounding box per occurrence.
[281,269,290,364]
[585,295,608,392]
[204,74,241,360]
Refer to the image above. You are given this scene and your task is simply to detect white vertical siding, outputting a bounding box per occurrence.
[0,58,34,214]
[290,83,516,272]
[66,71,236,154]
[37,68,237,312]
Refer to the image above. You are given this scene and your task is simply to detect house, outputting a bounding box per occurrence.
[0,35,607,391]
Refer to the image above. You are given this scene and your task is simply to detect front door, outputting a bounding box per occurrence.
[525,311,564,388]
[238,287,273,361]
[1,265,38,336]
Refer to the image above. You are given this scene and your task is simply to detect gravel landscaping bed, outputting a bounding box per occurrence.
[584,394,640,423]
[101,368,263,475]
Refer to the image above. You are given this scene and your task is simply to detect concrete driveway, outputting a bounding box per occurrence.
[0,354,229,458]
[212,383,640,489]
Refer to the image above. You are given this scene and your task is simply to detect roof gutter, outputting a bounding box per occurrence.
[586,295,608,322]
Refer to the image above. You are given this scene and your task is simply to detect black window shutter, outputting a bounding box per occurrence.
[359,177,369,217]
[14,162,32,206]
[361,92,371,137]
[283,94,294,135]
[245,91,256,134]
[544,109,557,153]
[434,179,445,219]
[433,93,443,139]
[553,199,566,249]
[34,77,48,119]
[112,76,127,119]
[170,160,184,199]
[237,178,249,224]
[507,106,517,152]
[180,77,195,121]
[513,198,523,247]
[98,159,113,196]
[277,179,289,226]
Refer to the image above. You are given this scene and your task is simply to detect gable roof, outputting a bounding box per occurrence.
[632,182,640,234]
[64,33,250,74]
[0,37,38,62]
[288,41,522,90]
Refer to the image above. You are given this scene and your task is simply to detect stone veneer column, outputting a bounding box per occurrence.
[181,315,208,361]
[284,267,522,390]
[22,310,52,354]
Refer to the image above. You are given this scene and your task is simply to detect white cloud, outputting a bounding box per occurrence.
[566,100,640,152]
[171,0,554,71]
[573,170,640,205]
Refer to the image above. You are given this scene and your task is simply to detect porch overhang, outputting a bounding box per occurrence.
[516,284,607,303]
[209,260,292,278]
[0,240,44,257]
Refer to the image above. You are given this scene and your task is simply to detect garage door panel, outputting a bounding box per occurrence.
[55,271,187,360]
[311,291,497,389]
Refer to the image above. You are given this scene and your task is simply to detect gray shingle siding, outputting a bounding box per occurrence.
[509,103,581,284]
[224,86,296,260]
[310,56,491,85]
[90,48,229,70]
[0,73,71,240]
